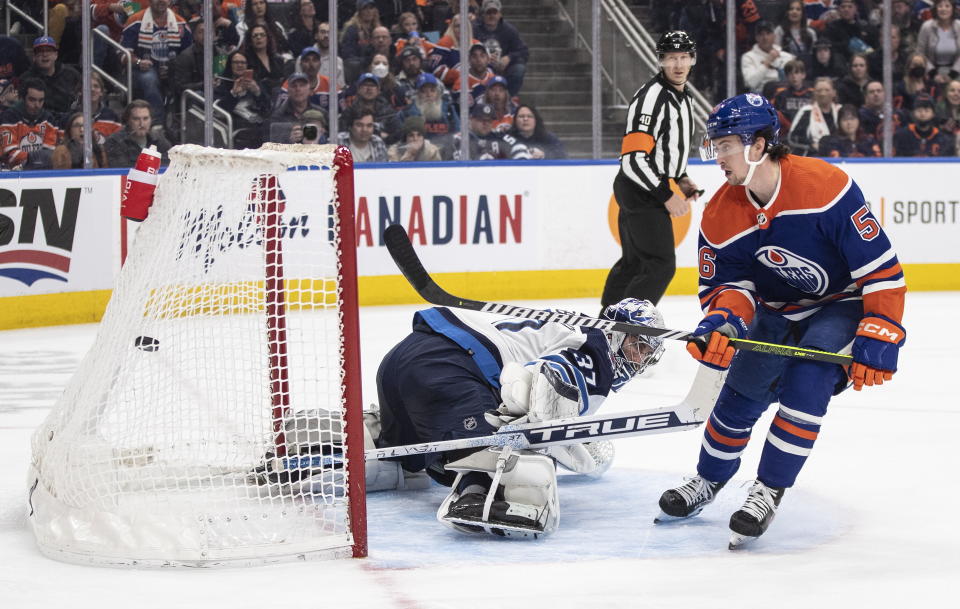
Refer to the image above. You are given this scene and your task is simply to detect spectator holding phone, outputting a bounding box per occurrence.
[216,50,271,148]
[241,23,286,96]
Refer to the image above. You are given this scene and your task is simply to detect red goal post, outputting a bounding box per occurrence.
[28,144,367,567]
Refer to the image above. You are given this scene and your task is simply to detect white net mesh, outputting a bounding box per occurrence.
[28,144,360,567]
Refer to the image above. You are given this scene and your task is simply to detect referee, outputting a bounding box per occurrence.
[601,30,700,309]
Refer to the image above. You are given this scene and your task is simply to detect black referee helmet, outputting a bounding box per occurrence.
[656,31,696,56]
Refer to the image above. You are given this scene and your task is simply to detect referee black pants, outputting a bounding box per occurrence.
[600,172,676,308]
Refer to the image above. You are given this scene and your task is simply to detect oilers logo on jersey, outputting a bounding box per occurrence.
[18,130,45,152]
[755,246,829,296]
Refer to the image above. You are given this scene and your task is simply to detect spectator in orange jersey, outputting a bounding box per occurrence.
[894,93,956,156]
[433,15,482,84]
[817,104,881,157]
[0,79,61,170]
[445,42,495,106]
[52,113,108,168]
[436,11,475,49]
[394,31,436,70]
[276,46,335,109]
[476,75,516,133]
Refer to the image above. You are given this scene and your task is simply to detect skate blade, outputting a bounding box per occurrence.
[653,506,704,524]
[654,511,685,524]
[728,532,757,550]
[444,515,544,539]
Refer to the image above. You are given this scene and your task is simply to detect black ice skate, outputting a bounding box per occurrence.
[655,476,726,523]
[444,490,547,538]
[728,480,785,549]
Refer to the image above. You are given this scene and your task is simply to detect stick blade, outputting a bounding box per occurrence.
[383,224,431,295]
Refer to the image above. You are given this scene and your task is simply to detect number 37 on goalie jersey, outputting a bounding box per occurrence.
[492,318,622,417]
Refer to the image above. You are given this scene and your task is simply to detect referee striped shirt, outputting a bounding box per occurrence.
[619,73,695,203]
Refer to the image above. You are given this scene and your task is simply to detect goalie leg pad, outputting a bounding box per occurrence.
[437,447,559,538]
[364,459,431,492]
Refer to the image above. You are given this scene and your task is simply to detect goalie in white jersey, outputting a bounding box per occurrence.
[365,298,666,538]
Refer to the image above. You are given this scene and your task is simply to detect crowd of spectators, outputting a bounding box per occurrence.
[0,0,572,170]
[7,1,960,167]
[668,0,960,157]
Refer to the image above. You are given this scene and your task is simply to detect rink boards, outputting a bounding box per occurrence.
[0,158,957,329]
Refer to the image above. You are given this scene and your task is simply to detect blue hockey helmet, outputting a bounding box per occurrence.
[701,93,780,160]
[602,298,666,390]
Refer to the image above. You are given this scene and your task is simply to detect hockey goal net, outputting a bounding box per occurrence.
[28,144,366,567]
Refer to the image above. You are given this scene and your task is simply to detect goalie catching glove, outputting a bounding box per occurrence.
[490,360,584,425]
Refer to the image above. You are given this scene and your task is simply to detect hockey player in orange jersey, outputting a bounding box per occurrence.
[656,93,906,548]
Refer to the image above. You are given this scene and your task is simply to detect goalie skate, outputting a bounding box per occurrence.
[655,475,725,523]
[437,447,559,538]
[727,480,785,550]
[443,491,549,539]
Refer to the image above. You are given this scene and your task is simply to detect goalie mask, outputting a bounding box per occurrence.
[602,298,666,390]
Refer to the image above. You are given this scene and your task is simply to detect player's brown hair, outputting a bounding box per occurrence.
[756,126,791,160]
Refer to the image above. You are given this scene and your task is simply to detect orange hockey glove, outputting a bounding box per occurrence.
[849,314,906,391]
[686,308,748,370]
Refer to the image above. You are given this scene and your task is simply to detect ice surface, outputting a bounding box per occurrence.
[1,293,956,608]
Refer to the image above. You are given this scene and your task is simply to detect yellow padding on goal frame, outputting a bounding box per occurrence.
[1,263,957,330]
[142,279,340,319]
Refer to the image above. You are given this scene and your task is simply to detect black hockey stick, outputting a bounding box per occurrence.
[383,224,853,365]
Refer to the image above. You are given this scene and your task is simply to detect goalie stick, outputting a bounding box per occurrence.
[261,402,703,476]
[382,224,852,366]
[261,365,726,479]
